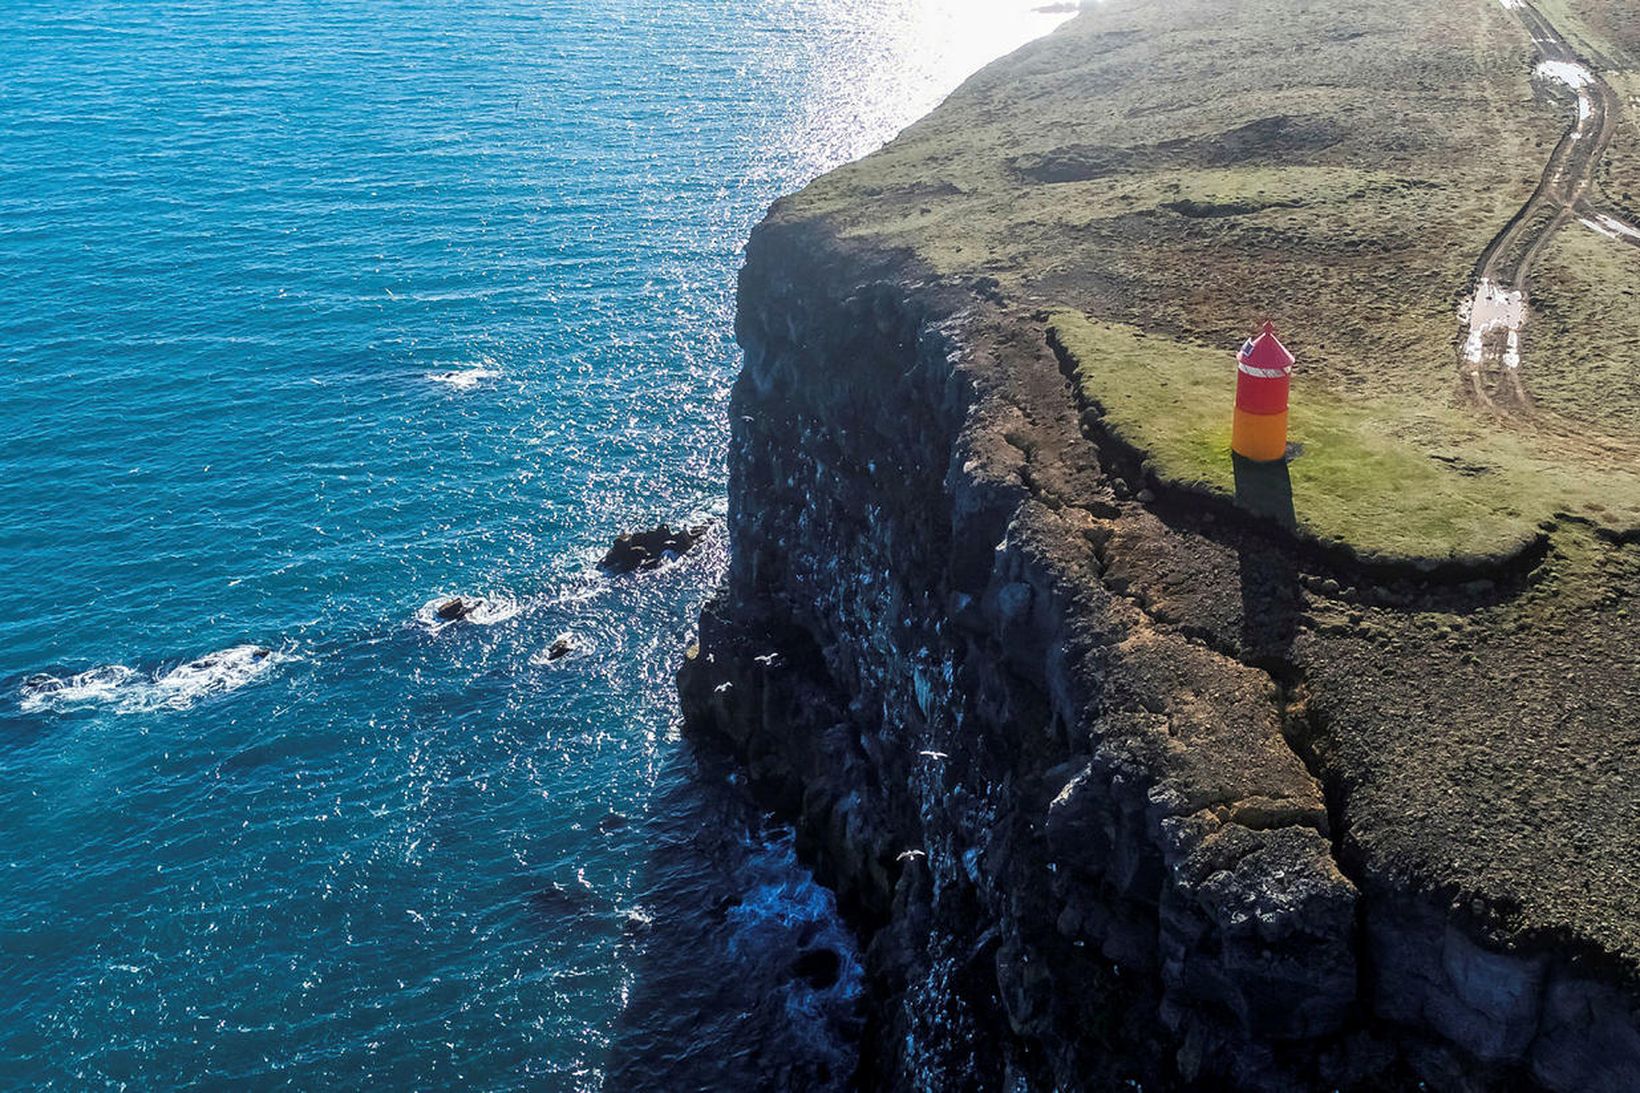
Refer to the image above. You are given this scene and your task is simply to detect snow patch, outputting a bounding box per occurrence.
[1460,279,1527,372]
[1536,60,1594,91]
[1582,213,1640,242]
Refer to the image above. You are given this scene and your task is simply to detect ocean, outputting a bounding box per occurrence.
[0,0,1068,1086]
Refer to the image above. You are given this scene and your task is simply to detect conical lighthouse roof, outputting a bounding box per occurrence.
[1239,320,1295,372]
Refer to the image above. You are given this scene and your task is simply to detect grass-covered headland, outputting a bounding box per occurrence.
[1050,311,1640,569]
[786,0,1640,569]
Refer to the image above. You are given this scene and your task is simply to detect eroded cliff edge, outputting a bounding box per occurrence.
[680,1,1640,1088]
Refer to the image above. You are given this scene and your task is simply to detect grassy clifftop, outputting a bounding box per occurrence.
[786,0,1551,391]
[1050,311,1640,567]
[765,0,1640,566]
[1046,313,1548,567]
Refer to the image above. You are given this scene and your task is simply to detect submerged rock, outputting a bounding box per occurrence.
[527,882,596,919]
[600,523,709,574]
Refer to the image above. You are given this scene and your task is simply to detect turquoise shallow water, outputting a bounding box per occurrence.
[0,1,1067,1086]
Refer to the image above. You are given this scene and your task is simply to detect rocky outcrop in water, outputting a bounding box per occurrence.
[678,207,1640,1090]
[436,598,474,622]
[602,523,708,574]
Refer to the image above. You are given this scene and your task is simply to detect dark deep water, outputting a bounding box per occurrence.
[0,0,1069,1085]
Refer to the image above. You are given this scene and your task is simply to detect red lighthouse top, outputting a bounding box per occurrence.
[1238,321,1295,375]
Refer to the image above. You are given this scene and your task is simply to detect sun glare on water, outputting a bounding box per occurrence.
[754,0,1079,178]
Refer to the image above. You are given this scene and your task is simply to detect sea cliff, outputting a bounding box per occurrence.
[680,2,1640,1088]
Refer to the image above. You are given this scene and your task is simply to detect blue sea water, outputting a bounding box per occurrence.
[0,1,1068,1086]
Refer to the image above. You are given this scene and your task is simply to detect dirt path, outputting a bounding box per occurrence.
[1461,1,1624,410]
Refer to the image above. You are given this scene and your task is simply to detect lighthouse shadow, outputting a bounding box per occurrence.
[1231,453,1302,672]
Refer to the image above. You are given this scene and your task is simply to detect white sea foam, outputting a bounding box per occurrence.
[425,366,501,391]
[150,645,284,708]
[19,644,288,715]
[18,664,139,712]
[414,594,522,632]
[530,631,587,665]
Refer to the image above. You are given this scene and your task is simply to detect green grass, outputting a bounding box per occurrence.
[1542,0,1634,63]
[1597,72,1640,226]
[782,0,1559,415]
[1051,311,1640,566]
[1530,225,1640,434]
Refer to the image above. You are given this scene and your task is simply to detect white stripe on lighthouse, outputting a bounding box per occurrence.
[1238,363,1290,379]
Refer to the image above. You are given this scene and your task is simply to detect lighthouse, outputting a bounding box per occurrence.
[1231,321,1295,463]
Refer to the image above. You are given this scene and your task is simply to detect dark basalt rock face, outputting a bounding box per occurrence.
[601,523,708,574]
[678,210,1640,1090]
[679,217,1354,1090]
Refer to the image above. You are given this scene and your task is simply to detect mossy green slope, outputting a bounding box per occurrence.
[1052,311,1640,565]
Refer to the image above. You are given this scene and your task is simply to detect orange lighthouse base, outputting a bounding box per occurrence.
[1231,408,1289,462]
[1232,321,1295,462]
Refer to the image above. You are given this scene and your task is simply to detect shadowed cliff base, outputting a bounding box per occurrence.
[604,744,864,1090]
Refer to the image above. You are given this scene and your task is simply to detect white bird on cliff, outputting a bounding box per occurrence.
[897,849,926,862]
[714,681,734,694]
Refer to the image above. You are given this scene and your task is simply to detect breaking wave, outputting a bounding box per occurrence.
[18,644,290,715]
[530,631,588,665]
[425,365,502,391]
[413,593,522,632]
